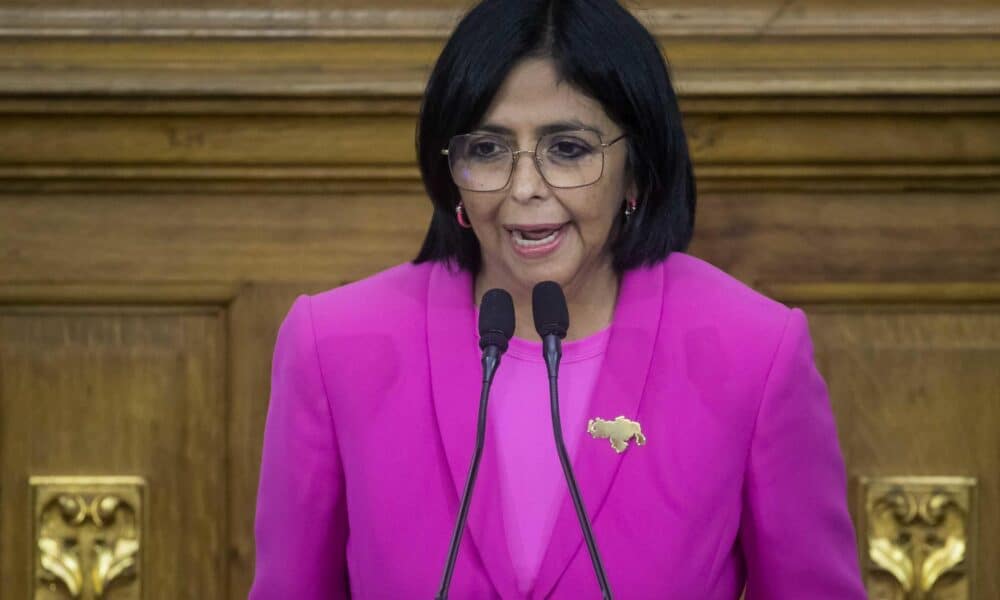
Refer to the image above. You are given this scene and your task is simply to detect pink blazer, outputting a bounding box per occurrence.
[250,253,865,599]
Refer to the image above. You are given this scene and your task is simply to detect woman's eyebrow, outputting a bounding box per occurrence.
[475,120,605,137]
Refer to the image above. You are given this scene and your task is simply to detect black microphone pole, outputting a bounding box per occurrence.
[532,281,613,600]
[435,288,515,600]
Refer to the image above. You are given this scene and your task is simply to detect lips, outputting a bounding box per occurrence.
[505,223,568,256]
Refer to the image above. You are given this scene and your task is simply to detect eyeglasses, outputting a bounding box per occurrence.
[441,129,627,192]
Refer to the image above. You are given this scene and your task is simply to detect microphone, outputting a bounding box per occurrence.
[532,281,613,600]
[435,288,515,600]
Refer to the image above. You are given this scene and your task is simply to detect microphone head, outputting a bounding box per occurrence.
[478,288,515,352]
[532,281,569,339]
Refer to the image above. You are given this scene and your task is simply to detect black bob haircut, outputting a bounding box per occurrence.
[413,0,696,274]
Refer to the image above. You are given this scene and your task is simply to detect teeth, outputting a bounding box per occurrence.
[512,228,560,247]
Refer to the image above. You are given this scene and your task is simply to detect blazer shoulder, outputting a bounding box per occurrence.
[306,261,433,336]
[656,254,815,420]
[661,252,795,346]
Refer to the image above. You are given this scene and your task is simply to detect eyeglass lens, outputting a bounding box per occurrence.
[447,130,606,191]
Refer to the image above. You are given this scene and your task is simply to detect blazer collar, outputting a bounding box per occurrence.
[426,260,665,599]
[531,261,664,598]
[427,261,521,598]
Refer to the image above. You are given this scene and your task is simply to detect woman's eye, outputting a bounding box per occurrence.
[547,138,593,160]
[469,140,505,158]
[473,143,497,155]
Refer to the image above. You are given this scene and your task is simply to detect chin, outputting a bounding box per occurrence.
[510,260,576,290]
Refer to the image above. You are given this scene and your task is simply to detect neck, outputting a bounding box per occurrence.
[474,262,619,342]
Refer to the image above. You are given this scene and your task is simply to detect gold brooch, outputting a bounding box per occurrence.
[587,416,646,453]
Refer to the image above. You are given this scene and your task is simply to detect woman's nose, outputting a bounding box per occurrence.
[509,151,547,202]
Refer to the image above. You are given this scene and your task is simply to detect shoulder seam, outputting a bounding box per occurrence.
[304,294,340,445]
[741,307,796,481]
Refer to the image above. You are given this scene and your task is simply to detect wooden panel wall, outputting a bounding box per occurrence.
[0,1,997,598]
[1,309,227,597]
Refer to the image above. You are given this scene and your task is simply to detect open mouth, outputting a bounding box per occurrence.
[506,223,567,248]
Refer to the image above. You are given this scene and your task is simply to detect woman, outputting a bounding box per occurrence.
[251,1,866,598]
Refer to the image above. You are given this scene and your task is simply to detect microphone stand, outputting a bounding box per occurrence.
[435,345,501,600]
[543,334,613,600]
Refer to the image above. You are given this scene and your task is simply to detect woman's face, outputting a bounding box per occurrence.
[458,57,634,297]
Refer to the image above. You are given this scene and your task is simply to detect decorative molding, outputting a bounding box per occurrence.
[1,164,998,194]
[0,15,996,98]
[0,165,422,182]
[858,476,976,600]
[31,476,145,600]
[0,6,995,193]
[0,103,994,190]
[761,283,1000,306]
[0,4,996,39]
[0,283,241,305]
[1,95,997,116]
[2,65,995,98]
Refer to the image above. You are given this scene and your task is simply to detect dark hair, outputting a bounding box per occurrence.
[413,0,696,274]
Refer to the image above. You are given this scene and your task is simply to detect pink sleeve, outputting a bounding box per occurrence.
[741,309,867,599]
[250,295,349,599]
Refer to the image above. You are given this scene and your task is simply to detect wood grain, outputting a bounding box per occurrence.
[805,307,1000,598]
[0,309,227,598]
[0,193,434,285]
[0,34,996,97]
[0,1,996,598]
[692,191,1000,284]
[0,112,997,166]
[0,0,996,37]
[2,191,998,286]
[225,283,331,598]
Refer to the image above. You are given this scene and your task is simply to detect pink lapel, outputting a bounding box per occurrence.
[426,261,521,599]
[531,262,665,599]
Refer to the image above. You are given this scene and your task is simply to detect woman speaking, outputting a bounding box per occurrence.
[249,0,866,597]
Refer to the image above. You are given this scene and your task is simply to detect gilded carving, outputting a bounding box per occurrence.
[859,476,975,600]
[31,477,144,600]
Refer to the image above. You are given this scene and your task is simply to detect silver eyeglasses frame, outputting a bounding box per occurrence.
[440,129,627,192]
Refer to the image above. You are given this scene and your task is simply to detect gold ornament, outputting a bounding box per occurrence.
[587,416,646,453]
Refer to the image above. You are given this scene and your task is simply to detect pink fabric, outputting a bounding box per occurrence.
[249,253,867,599]
[489,329,610,595]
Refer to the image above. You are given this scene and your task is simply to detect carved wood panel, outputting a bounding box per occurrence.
[0,1,997,598]
[0,309,226,598]
[802,300,1000,599]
